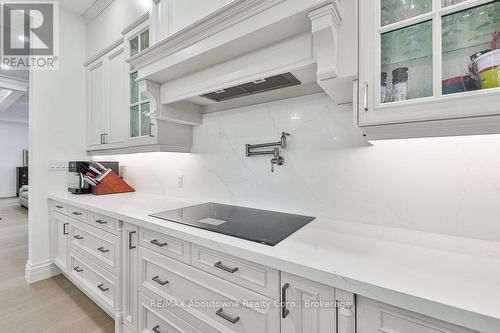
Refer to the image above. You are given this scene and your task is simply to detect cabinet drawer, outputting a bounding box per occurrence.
[69,218,120,275]
[139,228,190,264]
[67,205,88,222]
[191,244,279,299]
[52,201,68,214]
[89,212,119,234]
[138,293,223,333]
[138,247,279,333]
[357,297,477,333]
[69,249,118,312]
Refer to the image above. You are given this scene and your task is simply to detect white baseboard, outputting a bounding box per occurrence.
[25,259,61,283]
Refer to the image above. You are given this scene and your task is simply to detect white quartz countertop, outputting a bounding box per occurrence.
[49,192,500,332]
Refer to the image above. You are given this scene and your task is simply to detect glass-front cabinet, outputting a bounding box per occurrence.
[358,0,500,136]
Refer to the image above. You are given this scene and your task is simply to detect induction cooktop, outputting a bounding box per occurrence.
[150,202,315,246]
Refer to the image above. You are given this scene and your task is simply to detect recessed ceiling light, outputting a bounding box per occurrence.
[0,88,13,103]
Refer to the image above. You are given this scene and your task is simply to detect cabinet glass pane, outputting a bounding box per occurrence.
[442,0,466,7]
[130,72,139,103]
[140,102,151,136]
[130,106,139,137]
[130,36,139,56]
[442,1,500,95]
[381,0,432,26]
[381,21,433,103]
[140,30,149,51]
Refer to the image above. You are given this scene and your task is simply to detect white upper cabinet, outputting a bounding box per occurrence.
[86,41,128,151]
[358,0,500,139]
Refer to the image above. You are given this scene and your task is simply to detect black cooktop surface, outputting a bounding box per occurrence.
[150,202,315,246]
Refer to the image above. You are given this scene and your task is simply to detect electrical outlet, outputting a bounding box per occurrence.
[177,175,184,188]
[48,160,68,171]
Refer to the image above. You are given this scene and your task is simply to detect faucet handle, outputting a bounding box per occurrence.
[280,132,290,148]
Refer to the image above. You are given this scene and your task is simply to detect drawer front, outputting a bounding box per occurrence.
[67,205,88,222]
[69,249,118,311]
[52,201,68,214]
[357,297,477,333]
[191,244,279,299]
[139,228,190,264]
[89,212,118,234]
[69,219,119,275]
[138,293,223,333]
[139,247,279,333]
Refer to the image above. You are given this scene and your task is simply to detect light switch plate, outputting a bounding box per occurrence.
[48,160,68,171]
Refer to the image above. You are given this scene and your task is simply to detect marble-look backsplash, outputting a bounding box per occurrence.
[104,93,500,242]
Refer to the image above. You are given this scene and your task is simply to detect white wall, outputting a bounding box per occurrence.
[27,8,88,281]
[0,122,28,197]
[103,93,500,243]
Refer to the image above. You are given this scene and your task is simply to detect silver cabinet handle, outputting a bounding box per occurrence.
[151,239,168,247]
[363,81,369,111]
[281,283,290,319]
[216,308,240,324]
[55,205,64,209]
[74,235,84,240]
[95,219,107,224]
[97,284,109,292]
[152,325,161,333]
[149,123,154,137]
[129,231,136,250]
[152,275,169,286]
[214,261,238,273]
[104,133,108,144]
[100,133,104,144]
[73,266,83,273]
[72,211,82,216]
[63,223,69,235]
[97,246,109,253]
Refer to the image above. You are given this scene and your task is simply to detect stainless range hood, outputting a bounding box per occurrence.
[200,72,302,102]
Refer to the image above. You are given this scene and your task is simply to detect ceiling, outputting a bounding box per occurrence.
[58,0,97,15]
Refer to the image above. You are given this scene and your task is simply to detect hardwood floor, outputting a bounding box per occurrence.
[0,197,114,333]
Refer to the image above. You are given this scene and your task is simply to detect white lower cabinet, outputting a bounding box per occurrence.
[51,201,479,333]
[356,297,476,333]
[138,293,222,333]
[53,212,70,273]
[122,223,139,332]
[138,246,280,333]
[280,272,349,333]
[69,249,119,313]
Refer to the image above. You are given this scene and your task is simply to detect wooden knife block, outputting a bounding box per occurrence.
[91,170,135,195]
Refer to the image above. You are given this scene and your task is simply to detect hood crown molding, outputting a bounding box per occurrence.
[131,0,356,120]
[128,0,286,69]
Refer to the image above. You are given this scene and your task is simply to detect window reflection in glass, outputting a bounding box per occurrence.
[381,20,433,102]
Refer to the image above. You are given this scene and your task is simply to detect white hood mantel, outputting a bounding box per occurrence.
[128,0,357,125]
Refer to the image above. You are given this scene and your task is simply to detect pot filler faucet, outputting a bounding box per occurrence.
[245,132,290,173]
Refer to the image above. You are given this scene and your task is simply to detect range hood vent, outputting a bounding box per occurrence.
[200,72,301,102]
